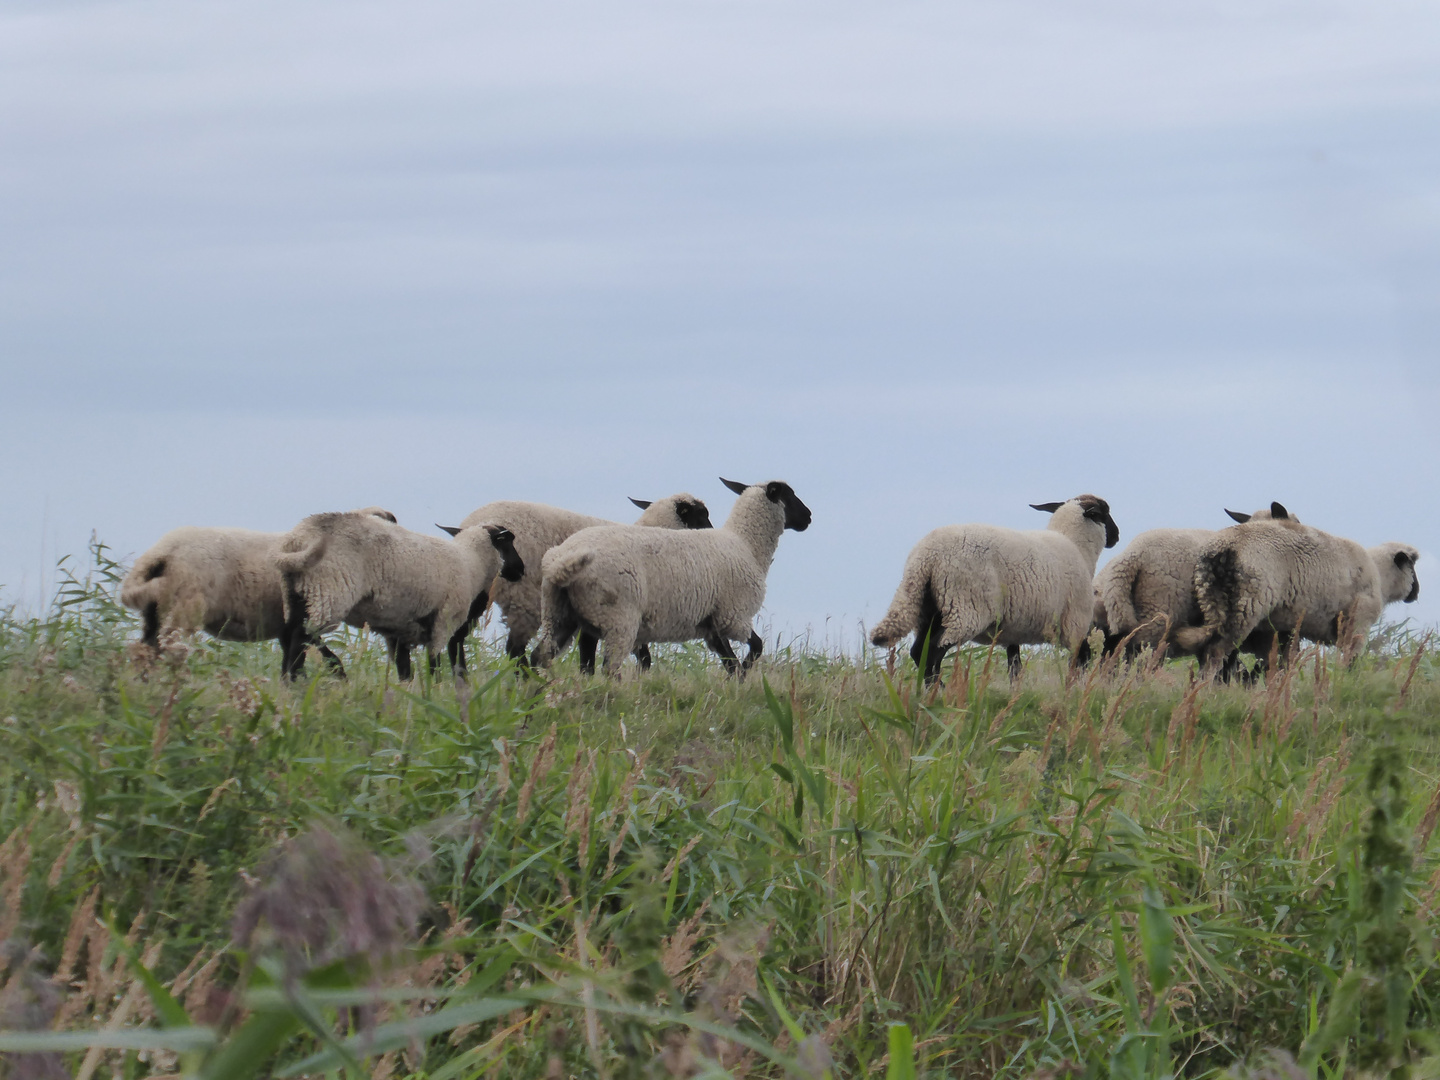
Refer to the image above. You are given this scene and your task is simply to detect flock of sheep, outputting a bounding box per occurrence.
[118,483,1420,686]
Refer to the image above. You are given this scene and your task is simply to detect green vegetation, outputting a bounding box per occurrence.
[0,541,1437,1079]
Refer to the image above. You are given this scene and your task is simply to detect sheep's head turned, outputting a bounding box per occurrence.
[766,481,811,532]
[1077,495,1119,548]
[1396,547,1420,603]
[675,497,713,530]
[1031,495,1118,548]
[484,525,526,582]
[720,477,811,531]
[634,495,714,529]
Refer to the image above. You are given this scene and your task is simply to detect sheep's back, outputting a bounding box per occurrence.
[551,526,762,642]
[916,525,1091,641]
[123,527,288,640]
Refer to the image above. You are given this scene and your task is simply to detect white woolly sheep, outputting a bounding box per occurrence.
[457,494,712,666]
[276,513,524,681]
[530,479,811,677]
[870,495,1120,683]
[119,507,399,677]
[1093,502,1294,663]
[1178,519,1421,675]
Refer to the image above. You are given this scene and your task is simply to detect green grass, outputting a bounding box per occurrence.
[0,541,1437,1079]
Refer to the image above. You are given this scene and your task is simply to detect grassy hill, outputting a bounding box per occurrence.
[0,542,1436,1079]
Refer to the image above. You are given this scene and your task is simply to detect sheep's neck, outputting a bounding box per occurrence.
[1047,509,1104,572]
[724,495,783,570]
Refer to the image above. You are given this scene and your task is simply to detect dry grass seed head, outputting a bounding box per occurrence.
[515,725,558,826]
[231,824,426,982]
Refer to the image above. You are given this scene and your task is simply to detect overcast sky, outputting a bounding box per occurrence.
[2,0,1438,648]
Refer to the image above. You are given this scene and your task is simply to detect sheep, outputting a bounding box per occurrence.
[119,507,400,677]
[530,478,811,677]
[870,495,1119,684]
[275,513,524,681]
[456,494,713,667]
[1092,503,1294,663]
[1177,518,1421,676]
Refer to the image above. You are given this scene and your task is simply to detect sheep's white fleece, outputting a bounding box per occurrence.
[531,482,807,675]
[119,507,398,643]
[276,513,515,664]
[1093,506,1290,655]
[870,495,1115,660]
[457,494,709,659]
[1184,521,1420,665]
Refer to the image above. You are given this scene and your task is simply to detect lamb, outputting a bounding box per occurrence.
[870,495,1119,683]
[119,507,400,677]
[1092,503,1294,662]
[1177,518,1421,675]
[275,513,524,681]
[456,494,713,666]
[530,478,811,677]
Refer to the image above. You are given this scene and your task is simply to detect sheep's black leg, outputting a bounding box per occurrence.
[634,644,652,671]
[578,632,598,675]
[142,602,160,648]
[280,588,309,681]
[1100,634,1123,661]
[315,639,347,679]
[388,639,413,682]
[448,617,476,677]
[1217,649,1242,685]
[702,620,740,676]
[1072,638,1092,669]
[1006,644,1022,681]
[910,612,943,668]
[741,631,763,675]
[506,630,531,667]
[1275,631,1294,670]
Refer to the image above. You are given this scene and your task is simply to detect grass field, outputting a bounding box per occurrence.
[0,541,1437,1079]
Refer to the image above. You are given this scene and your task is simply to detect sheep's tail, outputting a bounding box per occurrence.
[119,553,167,611]
[1098,556,1141,634]
[274,534,329,576]
[544,549,593,589]
[870,559,928,647]
[1193,546,1239,636]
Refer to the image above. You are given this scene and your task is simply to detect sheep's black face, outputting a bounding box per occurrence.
[486,526,525,582]
[766,481,811,532]
[1077,495,1119,549]
[1397,550,1420,603]
[677,499,713,529]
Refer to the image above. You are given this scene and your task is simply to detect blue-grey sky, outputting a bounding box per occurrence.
[3,0,1438,646]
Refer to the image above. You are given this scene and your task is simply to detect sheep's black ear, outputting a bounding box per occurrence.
[629,497,652,510]
[437,524,463,537]
[1030,502,1064,514]
[720,477,749,495]
[1225,509,1251,524]
[1270,502,1289,520]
